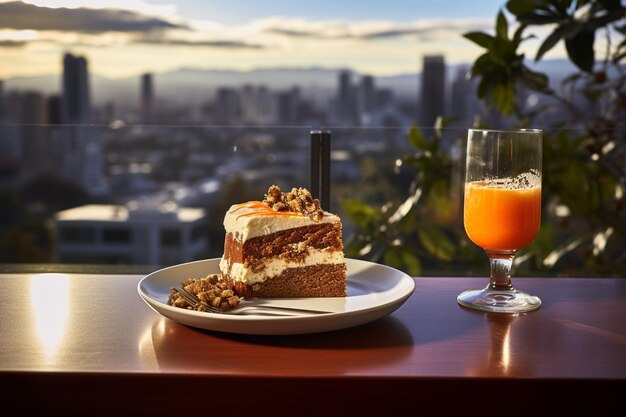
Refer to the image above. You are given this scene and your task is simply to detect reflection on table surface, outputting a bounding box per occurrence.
[1,273,624,380]
[2,273,625,416]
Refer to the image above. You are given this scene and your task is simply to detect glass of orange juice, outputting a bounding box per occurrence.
[457,128,542,313]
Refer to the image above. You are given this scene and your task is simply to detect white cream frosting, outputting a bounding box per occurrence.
[220,249,344,285]
[223,203,341,240]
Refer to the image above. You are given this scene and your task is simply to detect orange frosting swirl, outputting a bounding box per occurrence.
[231,201,304,219]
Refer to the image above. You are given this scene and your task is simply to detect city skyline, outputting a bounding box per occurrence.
[0,0,568,80]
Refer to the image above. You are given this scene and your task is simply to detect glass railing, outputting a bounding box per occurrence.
[0,122,624,277]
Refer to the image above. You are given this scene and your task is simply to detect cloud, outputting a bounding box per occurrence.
[0,1,186,33]
[262,18,492,41]
[134,38,265,49]
[0,39,27,47]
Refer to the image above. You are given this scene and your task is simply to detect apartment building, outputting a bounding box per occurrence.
[54,202,208,266]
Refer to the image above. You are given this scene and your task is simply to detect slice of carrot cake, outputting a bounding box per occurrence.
[219,185,346,298]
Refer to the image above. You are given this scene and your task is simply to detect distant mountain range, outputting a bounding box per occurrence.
[3,59,579,107]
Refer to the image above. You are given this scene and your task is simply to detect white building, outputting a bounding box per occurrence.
[54,202,208,266]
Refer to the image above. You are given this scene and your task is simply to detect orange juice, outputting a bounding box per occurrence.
[464,181,541,251]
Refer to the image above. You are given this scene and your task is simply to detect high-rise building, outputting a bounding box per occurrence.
[240,84,273,124]
[55,53,105,194]
[140,72,155,124]
[48,95,62,125]
[0,80,9,162]
[19,92,49,179]
[450,66,471,126]
[214,87,240,125]
[357,75,376,117]
[420,55,446,128]
[276,87,300,125]
[62,53,90,124]
[0,91,48,185]
[0,79,5,120]
[336,70,357,124]
[0,83,19,186]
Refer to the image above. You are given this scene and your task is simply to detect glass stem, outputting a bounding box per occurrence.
[486,250,515,291]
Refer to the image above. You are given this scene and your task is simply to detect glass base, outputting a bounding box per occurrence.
[457,287,541,314]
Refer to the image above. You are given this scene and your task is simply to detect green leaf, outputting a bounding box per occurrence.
[507,0,542,16]
[417,223,455,262]
[496,11,509,40]
[340,199,380,229]
[565,30,595,72]
[400,250,422,276]
[517,13,563,25]
[536,25,566,61]
[561,20,585,39]
[598,0,622,11]
[471,52,496,77]
[512,24,527,48]
[426,179,456,224]
[408,126,426,150]
[476,76,493,99]
[553,0,570,14]
[520,68,550,91]
[383,247,422,276]
[492,82,516,115]
[490,37,518,63]
[583,85,603,101]
[464,32,495,49]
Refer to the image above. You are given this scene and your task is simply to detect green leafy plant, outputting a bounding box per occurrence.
[465,0,625,275]
[342,120,482,276]
[343,0,625,276]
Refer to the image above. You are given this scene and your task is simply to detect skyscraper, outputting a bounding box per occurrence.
[62,53,91,124]
[336,70,357,124]
[0,91,48,184]
[0,81,20,186]
[55,53,105,194]
[358,75,376,117]
[0,79,5,121]
[141,72,155,124]
[19,92,48,179]
[276,87,300,125]
[450,66,471,126]
[420,55,446,128]
[215,87,240,125]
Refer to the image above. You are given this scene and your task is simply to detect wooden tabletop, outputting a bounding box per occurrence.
[1,272,625,416]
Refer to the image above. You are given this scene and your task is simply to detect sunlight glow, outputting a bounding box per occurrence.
[137,319,160,370]
[29,274,70,361]
[0,29,38,40]
[593,227,614,256]
[501,329,511,371]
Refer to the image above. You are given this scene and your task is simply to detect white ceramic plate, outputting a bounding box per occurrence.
[138,258,415,335]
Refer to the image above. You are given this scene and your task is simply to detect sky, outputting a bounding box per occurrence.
[0,0,564,80]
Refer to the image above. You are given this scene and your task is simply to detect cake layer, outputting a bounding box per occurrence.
[220,249,344,285]
[224,263,347,298]
[223,222,343,267]
[224,202,340,240]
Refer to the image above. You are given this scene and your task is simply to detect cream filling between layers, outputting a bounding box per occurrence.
[220,250,344,285]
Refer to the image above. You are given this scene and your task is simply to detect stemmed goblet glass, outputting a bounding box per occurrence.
[457,129,542,313]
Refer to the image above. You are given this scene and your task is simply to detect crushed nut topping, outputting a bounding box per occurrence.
[262,185,324,221]
[167,274,241,311]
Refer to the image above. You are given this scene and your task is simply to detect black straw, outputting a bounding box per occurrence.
[310,130,331,211]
